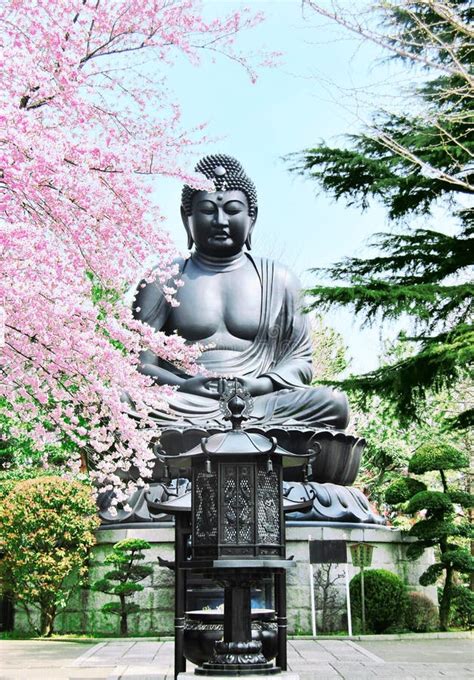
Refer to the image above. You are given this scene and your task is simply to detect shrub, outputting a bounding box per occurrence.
[385,477,426,505]
[449,585,474,629]
[350,569,407,633]
[405,591,438,632]
[0,476,99,636]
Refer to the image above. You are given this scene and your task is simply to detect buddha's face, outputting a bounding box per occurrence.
[183,189,256,257]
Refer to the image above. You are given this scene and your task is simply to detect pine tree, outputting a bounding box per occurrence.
[292,0,473,430]
[385,441,474,630]
[92,539,152,636]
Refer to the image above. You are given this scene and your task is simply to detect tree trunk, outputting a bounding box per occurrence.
[120,594,127,636]
[40,605,55,637]
[439,566,453,631]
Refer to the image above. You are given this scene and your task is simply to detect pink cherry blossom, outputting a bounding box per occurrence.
[0,0,267,506]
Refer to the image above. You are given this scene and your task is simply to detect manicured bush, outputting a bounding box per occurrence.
[0,476,99,636]
[349,569,407,633]
[385,477,426,505]
[409,443,469,475]
[405,591,438,632]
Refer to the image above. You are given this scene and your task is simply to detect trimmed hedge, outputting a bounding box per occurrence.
[350,568,407,633]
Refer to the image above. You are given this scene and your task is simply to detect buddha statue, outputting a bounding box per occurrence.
[99,155,385,525]
[133,154,349,429]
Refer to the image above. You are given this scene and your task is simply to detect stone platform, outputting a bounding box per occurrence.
[13,522,436,636]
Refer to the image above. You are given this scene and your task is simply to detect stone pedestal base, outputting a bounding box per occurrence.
[12,523,436,636]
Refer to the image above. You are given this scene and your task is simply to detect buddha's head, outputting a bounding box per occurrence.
[181,154,258,257]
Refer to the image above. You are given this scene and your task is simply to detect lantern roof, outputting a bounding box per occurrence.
[146,487,314,516]
[203,428,275,455]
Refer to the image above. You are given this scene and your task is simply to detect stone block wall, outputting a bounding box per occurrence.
[13,523,436,636]
[14,524,176,636]
[285,523,437,634]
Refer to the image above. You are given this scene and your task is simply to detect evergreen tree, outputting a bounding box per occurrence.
[385,441,474,630]
[92,539,152,636]
[292,0,473,430]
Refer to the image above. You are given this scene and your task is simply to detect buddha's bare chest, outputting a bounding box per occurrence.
[165,262,261,343]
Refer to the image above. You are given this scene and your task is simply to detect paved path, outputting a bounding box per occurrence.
[0,638,472,680]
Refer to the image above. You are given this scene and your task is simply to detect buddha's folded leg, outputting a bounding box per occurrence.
[141,385,349,429]
[250,386,349,429]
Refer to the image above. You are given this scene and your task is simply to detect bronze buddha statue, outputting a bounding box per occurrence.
[133,154,349,429]
[100,155,384,525]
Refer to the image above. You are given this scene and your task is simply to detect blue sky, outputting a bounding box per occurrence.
[151,0,405,373]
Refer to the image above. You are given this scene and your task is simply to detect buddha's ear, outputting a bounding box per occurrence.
[245,207,258,250]
[181,206,194,250]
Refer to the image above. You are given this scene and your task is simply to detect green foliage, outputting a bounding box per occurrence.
[350,382,418,508]
[0,467,57,502]
[419,563,445,587]
[449,585,474,629]
[405,591,439,632]
[92,538,152,635]
[440,548,474,573]
[102,602,140,616]
[352,348,473,512]
[385,477,426,505]
[409,517,456,540]
[0,477,99,636]
[409,442,470,474]
[349,569,407,633]
[310,314,349,381]
[407,490,453,515]
[447,490,474,508]
[289,0,473,431]
[114,582,143,596]
[111,538,152,553]
[405,542,426,561]
[86,271,128,353]
[92,578,115,594]
[0,397,83,501]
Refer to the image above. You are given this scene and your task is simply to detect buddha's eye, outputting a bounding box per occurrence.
[197,201,216,215]
[224,201,245,215]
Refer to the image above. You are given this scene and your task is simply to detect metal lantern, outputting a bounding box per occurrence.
[151,380,314,676]
[192,427,284,562]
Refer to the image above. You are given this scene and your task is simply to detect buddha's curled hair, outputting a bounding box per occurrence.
[181,154,258,216]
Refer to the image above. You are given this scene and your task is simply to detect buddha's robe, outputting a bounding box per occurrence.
[134,255,349,429]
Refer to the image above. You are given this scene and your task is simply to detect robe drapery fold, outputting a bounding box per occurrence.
[134,255,349,429]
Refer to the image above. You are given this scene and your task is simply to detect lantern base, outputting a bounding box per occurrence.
[195,664,281,676]
[180,673,300,679]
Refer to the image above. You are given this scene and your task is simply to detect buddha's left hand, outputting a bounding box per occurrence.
[238,376,274,397]
[178,374,221,399]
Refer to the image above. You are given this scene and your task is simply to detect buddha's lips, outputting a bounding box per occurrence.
[209,232,230,241]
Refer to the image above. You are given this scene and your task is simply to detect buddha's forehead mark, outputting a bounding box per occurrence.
[216,193,224,201]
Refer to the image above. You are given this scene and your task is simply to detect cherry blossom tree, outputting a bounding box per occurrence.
[0,0,265,506]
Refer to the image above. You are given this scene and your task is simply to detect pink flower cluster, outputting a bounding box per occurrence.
[0,0,264,508]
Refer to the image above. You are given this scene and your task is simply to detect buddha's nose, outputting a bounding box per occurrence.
[214,208,229,227]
